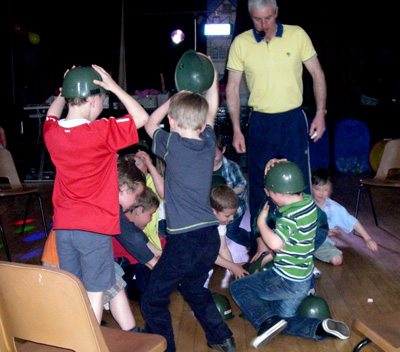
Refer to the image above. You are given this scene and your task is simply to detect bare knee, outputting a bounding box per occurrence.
[330,255,343,266]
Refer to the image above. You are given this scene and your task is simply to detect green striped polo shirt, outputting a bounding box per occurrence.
[273,194,317,281]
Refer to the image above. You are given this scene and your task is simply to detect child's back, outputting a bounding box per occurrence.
[153,124,218,234]
[142,62,236,352]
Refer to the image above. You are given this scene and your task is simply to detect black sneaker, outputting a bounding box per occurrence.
[322,319,350,339]
[207,337,236,352]
[251,316,287,349]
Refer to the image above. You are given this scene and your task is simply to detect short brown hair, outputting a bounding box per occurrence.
[168,91,209,131]
[134,186,160,212]
[210,185,239,212]
[117,156,146,192]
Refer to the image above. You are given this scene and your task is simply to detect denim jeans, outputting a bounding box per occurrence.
[141,226,233,352]
[230,269,324,340]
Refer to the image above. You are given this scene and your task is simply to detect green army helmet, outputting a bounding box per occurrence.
[212,292,234,321]
[211,175,227,189]
[175,49,214,93]
[297,295,332,320]
[243,254,274,275]
[62,66,107,99]
[263,161,307,194]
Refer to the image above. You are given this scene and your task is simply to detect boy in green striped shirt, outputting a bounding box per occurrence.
[230,160,350,349]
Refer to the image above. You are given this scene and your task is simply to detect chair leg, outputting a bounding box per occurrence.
[355,185,362,218]
[20,194,32,236]
[355,184,379,227]
[0,219,12,261]
[37,193,49,238]
[366,187,379,226]
[353,338,372,352]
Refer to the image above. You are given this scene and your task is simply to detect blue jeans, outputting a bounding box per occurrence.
[248,108,311,231]
[141,226,232,352]
[230,269,324,340]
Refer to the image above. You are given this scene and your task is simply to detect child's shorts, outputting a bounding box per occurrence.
[103,262,127,310]
[314,241,343,263]
[55,229,116,292]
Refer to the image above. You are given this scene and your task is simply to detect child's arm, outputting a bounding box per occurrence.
[144,99,170,139]
[219,234,233,262]
[354,221,378,252]
[203,55,219,127]
[146,241,162,258]
[136,150,165,198]
[47,93,66,118]
[92,65,148,129]
[215,256,249,279]
[257,202,284,251]
[217,235,249,278]
[145,256,159,270]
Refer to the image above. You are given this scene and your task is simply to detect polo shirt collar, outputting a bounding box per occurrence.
[252,20,283,43]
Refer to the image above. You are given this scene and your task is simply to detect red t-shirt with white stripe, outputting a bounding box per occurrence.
[43,115,138,235]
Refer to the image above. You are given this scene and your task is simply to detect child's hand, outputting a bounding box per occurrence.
[229,262,249,279]
[135,150,152,168]
[259,201,270,220]
[366,239,378,252]
[328,229,340,237]
[264,158,287,176]
[92,64,118,93]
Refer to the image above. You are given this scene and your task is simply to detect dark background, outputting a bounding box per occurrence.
[3,0,400,177]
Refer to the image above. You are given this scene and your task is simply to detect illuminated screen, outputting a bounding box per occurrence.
[204,23,231,36]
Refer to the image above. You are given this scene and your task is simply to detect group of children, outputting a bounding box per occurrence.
[42,57,378,352]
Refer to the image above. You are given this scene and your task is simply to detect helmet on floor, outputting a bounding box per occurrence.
[175,50,214,93]
[212,292,233,321]
[263,161,307,194]
[62,66,106,99]
[297,295,331,320]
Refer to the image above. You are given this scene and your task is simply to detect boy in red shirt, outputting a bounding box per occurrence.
[44,65,148,323]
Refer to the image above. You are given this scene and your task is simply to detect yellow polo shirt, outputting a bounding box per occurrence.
[227,22,317,113]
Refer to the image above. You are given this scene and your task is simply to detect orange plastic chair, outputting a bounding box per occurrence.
[0,148,49,261]
[0,261,167,352]
[355,139,400,227]
[353,311,400,351]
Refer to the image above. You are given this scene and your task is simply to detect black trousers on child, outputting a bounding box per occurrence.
[141,225,233,352]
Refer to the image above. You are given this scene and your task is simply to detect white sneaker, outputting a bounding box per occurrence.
[313,266,321,278]
[322,319,350,339]
[251,317,287,349]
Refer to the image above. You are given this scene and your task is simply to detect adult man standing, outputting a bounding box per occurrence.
[226,0,327,246]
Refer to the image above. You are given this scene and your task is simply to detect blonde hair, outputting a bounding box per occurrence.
[168,91,209,131]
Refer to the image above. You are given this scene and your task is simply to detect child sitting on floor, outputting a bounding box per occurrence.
[311,168,378,266]
[204,183,249,289]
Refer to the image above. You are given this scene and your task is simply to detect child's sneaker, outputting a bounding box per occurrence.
[313,266,321,278]
[322,319,350,339]
[207,337,236,352]
[251,316,287,349]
